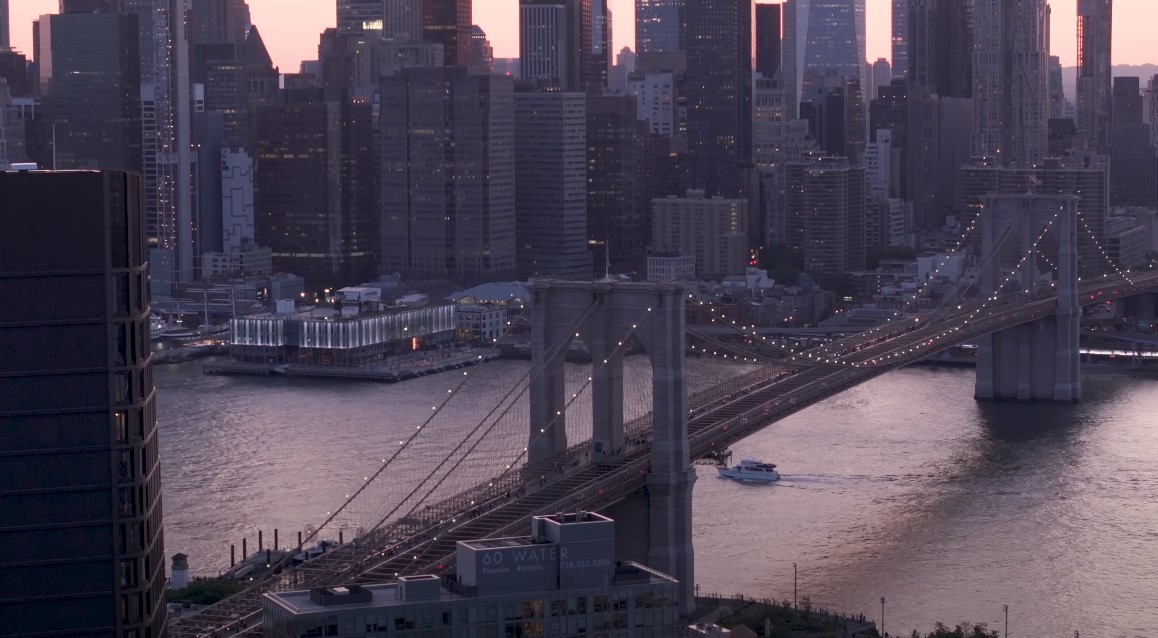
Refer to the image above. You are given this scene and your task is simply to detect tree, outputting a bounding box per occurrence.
[168,578,246,605]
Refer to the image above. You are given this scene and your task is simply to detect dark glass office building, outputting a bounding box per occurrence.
[424,0,473,66]
[636,0,684,53]
[255,90,378,290]
[0,170,166,637]
[686,0,752,197]
[40,12,142,173]
[755,2,781,78]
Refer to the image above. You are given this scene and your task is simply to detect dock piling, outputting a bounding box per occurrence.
[230,544,235,567]
[258,530,263,551]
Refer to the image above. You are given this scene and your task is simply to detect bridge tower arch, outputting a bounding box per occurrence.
[975,194,1081,401]
[529,279,696,611]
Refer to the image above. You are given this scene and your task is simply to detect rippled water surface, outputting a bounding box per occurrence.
[154,361,1158,636]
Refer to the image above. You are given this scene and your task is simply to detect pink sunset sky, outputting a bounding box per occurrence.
[10,0,1156,73]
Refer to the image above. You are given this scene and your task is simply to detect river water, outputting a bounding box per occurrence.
[154,359,1158,637]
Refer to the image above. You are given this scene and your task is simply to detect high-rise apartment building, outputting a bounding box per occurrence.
[520,0,591,91]
[801,0,867,98]
[652,190,748,278]
[255,90,378,289]
[891,0,908,80]
[378,68,517,282]
[636,0,684,53]
[755,2,781,79]
[337,0,384,36]
[686,0,752,197]
[0,169,167,637]
[1076,0,1112,146]
[514,89,591,279]
[972,0,1049,165]
[424,0,473,66]
[39,11,143,173]
[785,154,866,284]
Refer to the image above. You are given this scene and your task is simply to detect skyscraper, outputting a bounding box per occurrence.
[1105,77,1158,208]
[755,2,781,79]
[337,0,384,36]
[0,0,9,51]
[378,68,517,281]
[972,0,1049,165]
[686,0,752,197]
[589,0,612,89]
[587,94,650,275]
[636,0,684,53]
[385,0,424,41]
[255,90,378,288]
[785,154,866,284]
[1076,0,1112,145]
[871,57,891,98]
[122,0,195,285]
[424,0,473,66]
[191,0,248,46]
[520,0,591,91]
[781,0,800,119]
[39,11,143,173]
[801,0,866,98]
[514,89,591,279]
[891,0,907,80]
[0,169,167,637]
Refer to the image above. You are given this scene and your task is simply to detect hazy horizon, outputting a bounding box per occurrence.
[9,0,1156,75]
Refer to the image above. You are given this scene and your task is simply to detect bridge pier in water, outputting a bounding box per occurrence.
[975,194,1081,402]
[529,280,696,613]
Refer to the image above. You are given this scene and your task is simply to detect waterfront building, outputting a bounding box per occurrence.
[456,304,507,341]
[230,302,456,365]
[636,0,684,54]
[754,3,781,79]
[785,154,866,285]
[685,0,752,197]
[1076,0,1112,146]
[378,68,517,282]
[972,0,1049,165]
[0,80,24,169]
[254,89,378,290]
[514,89,591,279]
[520,0,591,91]
[424,0,473,66]
[263,512,681,638]
[221,147,255,254]
[0,170,166,637]
[651,190,748,279]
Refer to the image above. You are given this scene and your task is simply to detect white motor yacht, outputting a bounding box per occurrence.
[716,459,781,482]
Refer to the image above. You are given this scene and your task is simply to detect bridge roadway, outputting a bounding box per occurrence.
[172,271,1158,637]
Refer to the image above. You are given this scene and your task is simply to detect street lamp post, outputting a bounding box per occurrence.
[793,562,797,610]
[880,597,886,637]
[1002,604,1008,638]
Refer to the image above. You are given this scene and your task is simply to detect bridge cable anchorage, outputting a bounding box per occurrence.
[381,306,656,572]
[170,302,602,635]
[300,299,603,584]
[1076,208,1139,288]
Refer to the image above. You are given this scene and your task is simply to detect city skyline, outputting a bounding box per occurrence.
[9,0,1158,73]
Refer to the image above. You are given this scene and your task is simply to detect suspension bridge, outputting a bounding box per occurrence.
[171,194,1158,637]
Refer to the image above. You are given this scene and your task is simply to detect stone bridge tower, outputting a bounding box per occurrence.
[975,194,1081,401]
[528,279,695,612]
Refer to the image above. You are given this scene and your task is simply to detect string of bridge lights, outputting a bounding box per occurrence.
[863,212,1062,365]
[1076,209,1141,288]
